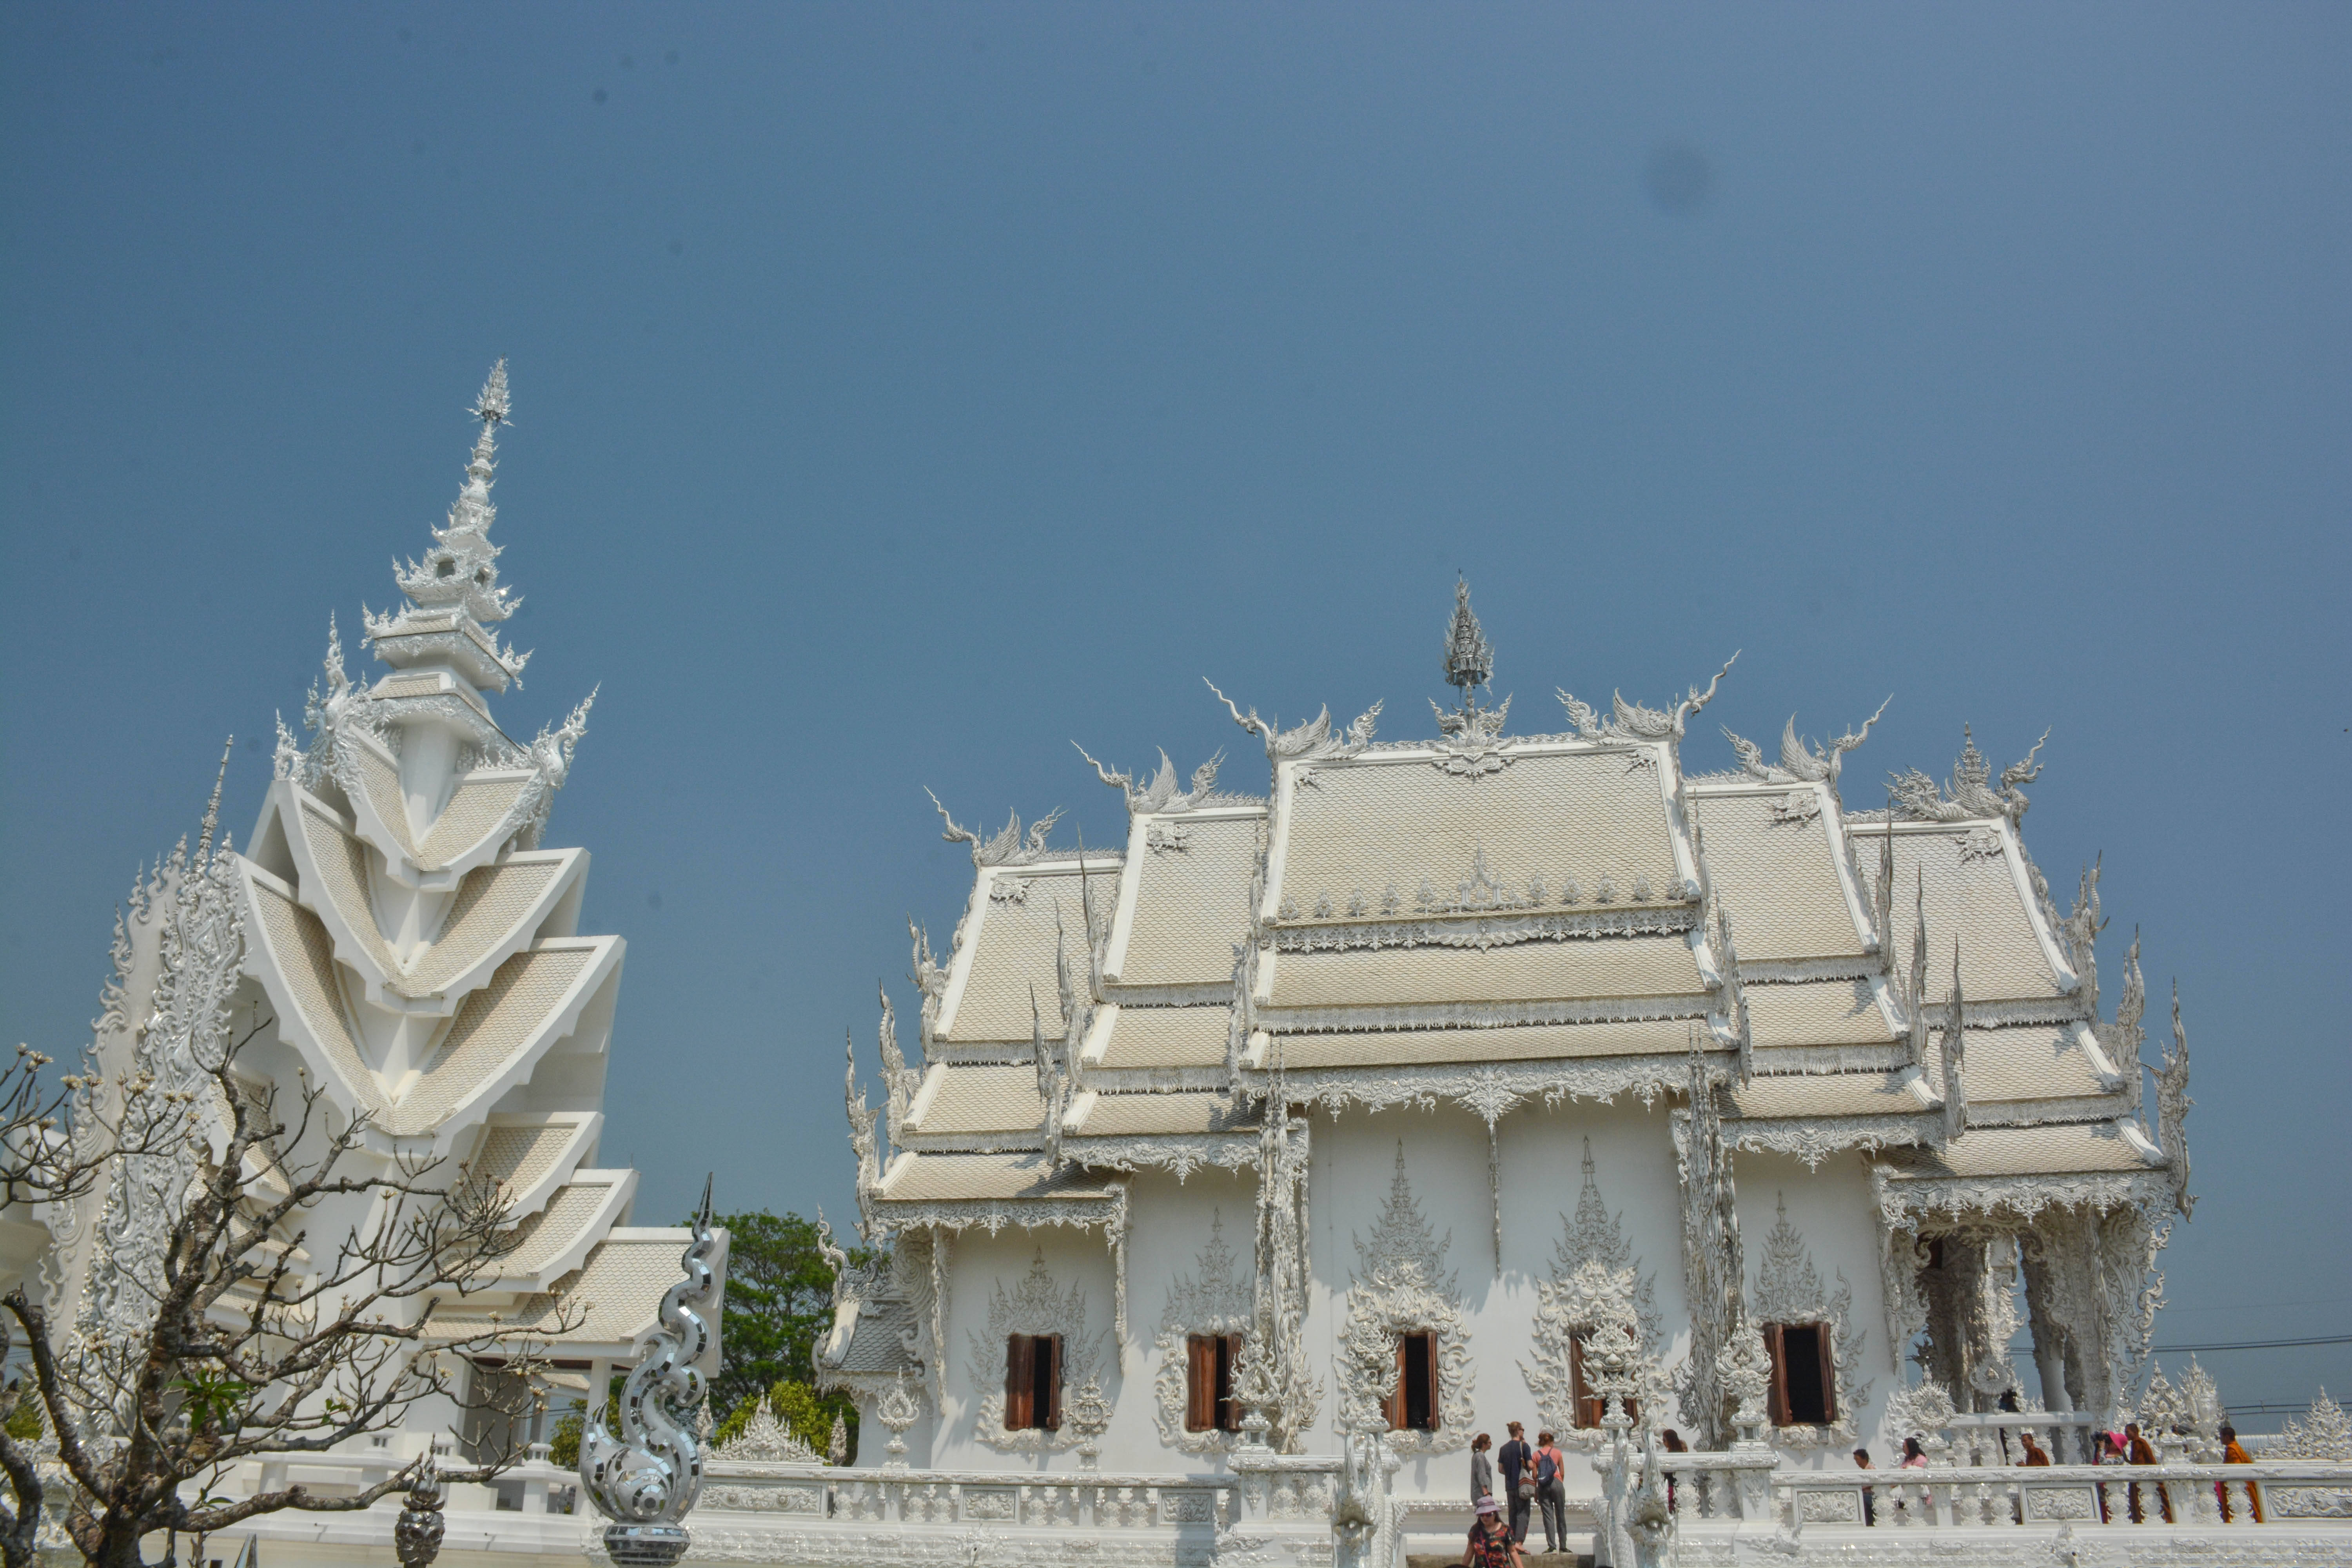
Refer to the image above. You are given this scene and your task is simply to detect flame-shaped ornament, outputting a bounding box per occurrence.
[581,1176,721,1566]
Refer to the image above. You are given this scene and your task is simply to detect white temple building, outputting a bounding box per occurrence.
[795,584,2352,1562]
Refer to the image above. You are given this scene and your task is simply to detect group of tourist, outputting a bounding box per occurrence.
[1463,1422,1572,1565]
[1458,1409,2264,1558]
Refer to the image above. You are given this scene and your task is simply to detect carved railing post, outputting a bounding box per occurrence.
[392,1453,446,1568]
[579,1178,720,1566]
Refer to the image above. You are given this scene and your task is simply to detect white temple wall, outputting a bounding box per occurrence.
[1730,1149,1902,1466]
[928,1223,1122,1473]
[1115,1165,1256,1474]
[1304,1098,1693,1500]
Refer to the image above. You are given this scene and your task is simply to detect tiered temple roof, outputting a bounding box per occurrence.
[235,364,704,1360]
[829,583,2184,1391]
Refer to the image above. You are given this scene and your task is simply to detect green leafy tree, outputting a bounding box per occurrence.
[702,1210,872,1458]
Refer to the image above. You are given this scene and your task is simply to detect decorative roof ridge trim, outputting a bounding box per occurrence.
[1869,1165,2169,1225]
[1726,1114,1937,1171]
[1745,1043,1911,1074]
[866,1194,1127,1237]
[1237,1055,1723,1117]
[1097,983,1234,1009]
[1964,1095,2137,1127]
[1269,906,1700,956]
[1736,958,1883,984]
[895,1132,1053,1155]
[1054,1133,1260,1181]
[1254,994,1716,1035]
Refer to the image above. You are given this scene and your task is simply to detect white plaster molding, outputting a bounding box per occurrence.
[965,1250,1108,1454]
[1750,1194,1872,1448]
[1152,1212,1256,1455]
[1335,1146,1474,1454]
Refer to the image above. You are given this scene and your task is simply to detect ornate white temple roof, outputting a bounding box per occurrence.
[847,585,2190,1261]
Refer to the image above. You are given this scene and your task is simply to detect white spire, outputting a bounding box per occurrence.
[365,360,532,692]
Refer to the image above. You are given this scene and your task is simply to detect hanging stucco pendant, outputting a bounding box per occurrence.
[582,1177,721,1567]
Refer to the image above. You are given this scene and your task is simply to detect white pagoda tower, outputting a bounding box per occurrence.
[25,365,716,1557]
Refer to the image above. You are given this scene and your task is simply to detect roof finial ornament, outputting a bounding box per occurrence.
[1442,577,1494,713]
[366,359,532,692]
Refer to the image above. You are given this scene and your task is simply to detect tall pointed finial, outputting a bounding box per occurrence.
[1443,578,1494,710]
[369,361,532,691]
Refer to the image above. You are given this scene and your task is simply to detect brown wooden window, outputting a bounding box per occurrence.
[1763,1323,1835,1426]
[1386,1332,1439,1432]
[1566,1331,1641,1430]
[1003,1333,1063,1431]
[1185,1334,1243,1432]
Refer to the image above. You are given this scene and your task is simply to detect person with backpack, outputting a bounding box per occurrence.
[1496,1422,1534,1544]
[1533,1430,1568,1553]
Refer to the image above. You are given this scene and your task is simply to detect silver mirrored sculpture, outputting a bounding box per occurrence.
[581,1177,720,1566]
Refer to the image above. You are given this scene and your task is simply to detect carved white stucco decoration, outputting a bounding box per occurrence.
[926,792,1067,868]
[1555,653,1737,742]
[1721,700,1889,791]
[69,757,247,1425]
[1523,1140,1664,1450]
[1749,1195,1871,1447]
[1205,679,1381,775]
[1075,743,1252,818]
[2156,983,2194,1218]
[1336,1146,1473,1453]
[713,1394,824,1465]
[1886,724,2046,826]
[1880,1379,1958,1449]
[965,1250,1105,1452]
[1152,1212,1256,1455]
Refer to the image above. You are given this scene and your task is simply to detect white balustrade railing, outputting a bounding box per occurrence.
[1772,1460,2352,1535]
[697,1461,1247,1534]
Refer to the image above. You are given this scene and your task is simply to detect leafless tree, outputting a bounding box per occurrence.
[0,780,581,1568]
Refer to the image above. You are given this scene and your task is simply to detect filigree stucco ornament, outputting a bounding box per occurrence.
[1717,1319,1773,1447]
[581,1179,720,1567]
[874,1371,922,1467]
[1937,940,1968,1143]
[1556,652,1737,742]
[1205,678,1381,778]
[1722,698,1890,791]
[2156,983,2194,1217]
[926,791,1066,868]
[2270,1390,2352,1519]
[712,1394,823,1465]
[1673,1034,1747,1449]
[1074,742,1251,817]
[964,1251,1104,1452]
[1066,1376,1114,1469]
[1881,1379,1959,1459]
[1523,1140,1664,1449]
[1154,1212,1256,1454]
[1430,581,1512,777]
[1336,1145,1474,1452]
[1750,1195,1872,1447]
[1887,724,2047,826]
[68,751,245,1430]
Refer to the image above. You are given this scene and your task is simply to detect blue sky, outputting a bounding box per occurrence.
[2,5,2345,1411]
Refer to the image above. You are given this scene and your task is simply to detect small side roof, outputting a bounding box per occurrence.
[936,860,1118,1046]
[1105,809,1260,991]
[1688,782,1869,962]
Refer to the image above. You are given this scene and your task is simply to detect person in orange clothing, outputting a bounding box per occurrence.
[2018,1431,2052,1466]
[2124,1423,2172,1523]
[2218,1424,2264,1524]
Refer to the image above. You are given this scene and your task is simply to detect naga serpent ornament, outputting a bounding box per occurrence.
[581,1175,720,1565]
